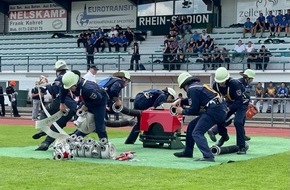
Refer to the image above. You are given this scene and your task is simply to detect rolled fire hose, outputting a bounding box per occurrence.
[210,143,249,156]
[169,105,178,116]
[112,103,142,117]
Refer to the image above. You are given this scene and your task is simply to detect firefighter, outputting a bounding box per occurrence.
[124,87,177,144]
[172,72,227,162]
[6,81,20,117]
[60,71,108,140]
[207,67,255,154]
[33,60,78,151]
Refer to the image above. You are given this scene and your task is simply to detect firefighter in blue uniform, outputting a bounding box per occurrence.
[207,67,255,154]
[124,87,177,144]
[33,60,78,151]
[172,72,227,162]
[99,70,131,120]
[60,71,108,140]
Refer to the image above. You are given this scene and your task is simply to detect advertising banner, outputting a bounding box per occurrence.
[236,0,290,24]
[137,14,213,35]
[8,3,67,33]
[71,0,136,30]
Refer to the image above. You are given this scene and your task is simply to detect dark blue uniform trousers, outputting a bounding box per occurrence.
[184,104,226,158]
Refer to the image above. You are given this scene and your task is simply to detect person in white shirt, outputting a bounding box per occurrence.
[232,40,246,62]
[83,65,99,83]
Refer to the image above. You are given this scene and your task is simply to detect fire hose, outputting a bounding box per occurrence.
[112,103,142,117]
[210,143,249,156]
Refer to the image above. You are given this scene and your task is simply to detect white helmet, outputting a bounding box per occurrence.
[240,69,255,79]
[55,60,68,71]
[167,87,176,99]
[177,72,192,88]
[113,70,131,81]
[214,67,230,83]
[62,71,79,89]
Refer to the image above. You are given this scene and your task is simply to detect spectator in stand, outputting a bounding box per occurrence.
[31,81,47,120]
[129,41,140,70]
[178,37,187,53]
[266,10,276,37]
[115,24,123,35]
[108,27,118,38]
[183,30,192,44]
[77,31,87,47]
[256,45,272,70]
[276,82,288,113]
[196,36,205,53]
[175,16,183,34]
[285,9,290,32]
[124,27,135,46]
[108,33,118,52]
[277,82,289,113]
[181,16,191,34]
[200,30,208,41]
[265,81,277,113]
[90,32,97,47]
[95,27,104,38]
[257,12,266,29]
[163,42,171,70]
[202,48,212,70]
[169,20,179,37]
[166,46,178,70]
[185,38,197,56]
[252,18,264,37]
[212,46,223,70]
[6,81,20,117]
[204,35,214,52]
[277,16,289,37]
[170,36,179,51]
[243,17,254,38]
[220,47,231,70]
[85,40,96,70]
[176,48,185,70]
[95,33,106,53]
[83,65,99,83]
[245,41,257,69]
[253,82,264,113]
[232,40,246,62]
[117,33,128,52]
[192,31,200,42]
[0,85,5,116]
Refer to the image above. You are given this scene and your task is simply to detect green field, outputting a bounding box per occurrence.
[0,125,289,190]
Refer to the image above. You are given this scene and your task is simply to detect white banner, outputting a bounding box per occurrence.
[9,3,67,33]
[237,0,290,24]
[71,0,136,30]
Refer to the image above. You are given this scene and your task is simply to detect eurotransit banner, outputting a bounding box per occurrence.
[236,0,290,24]
[71,0,136,30]
[8,3,67,33]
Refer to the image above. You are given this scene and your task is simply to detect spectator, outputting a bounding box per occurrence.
[77,32,87,47]
[185,38,197,56]
[202,48,212,70]
[200,29,208,41]
[31,81,46,120]
[178,37,187,53]
[169,20,179,36]
[253,82,264,113]
[166,46,178,70]
[181,16,191,34]
[265,81,277,113]
[277,16,289,37]
[245,41,257,69]
[220,47,231,70]
[232,40,246,62]
[243,17,254,38]
[85,40,96,70]
[252,18,264,37]
[129,42,140,70]
[117,33,128,52]
[276,82,288,113]
[175,16,183,34]
[257,12,266,29]
[83,65,99,83]
[196,36,205,53]
[191,31,200,42]
[0,85,5,116]
[108,33,118,52]
[285,9,290,32]
[212,46,223,70]
[170,36,179,51]
[176,49,185,70]
[266,10,276,37]
[124,27,135,46]
[256,45,272,70]
[95,33,106,53]
[115,24,123,35]
[108,27,118,38]
[184,30,192,44]
[204,35,214,52]
[6,81,20,117]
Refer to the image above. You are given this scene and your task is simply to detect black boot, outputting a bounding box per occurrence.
[216,135,229,147]
[32,131,46,139]
[35,142,51,151]
[244,135,251,141]
[173,151,193,158]
[124,125,140,144]
[207,130,217,142]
